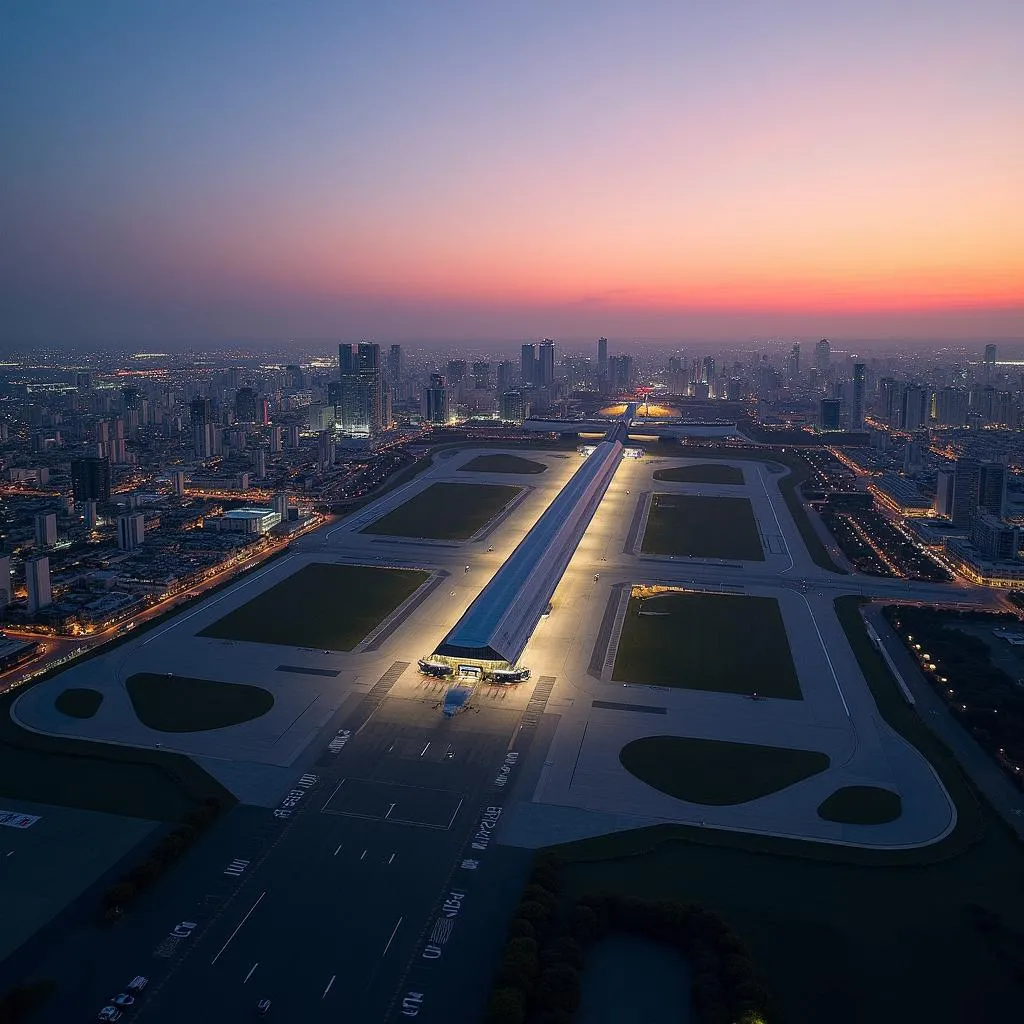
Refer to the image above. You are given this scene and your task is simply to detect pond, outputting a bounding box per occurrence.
[579,933,693,1024]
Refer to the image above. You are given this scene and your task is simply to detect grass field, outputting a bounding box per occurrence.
[362,481,522,539]
[653,463,744,485]
[459,453,547,474]
[612,591,801,699]
[620,735,829,804]
[641,493,763,560]
[669,446,846,573]
[549,598,1021,1024]
[126,674,274,732]
[817,786,902,824]
[199,562,428,650]
[54,688,102,719]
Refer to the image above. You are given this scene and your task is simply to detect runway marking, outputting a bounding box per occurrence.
[388,852,396,864]
[211,891,266,965]
[333,843,343,857]
[420,742,431,757]
[360,849,367,861]
[224,858,250,877]
[243,962,258,984]
[385,802,396,819]
[322,974,336,1000]
[798,593,851,718]
[382,916,403,958]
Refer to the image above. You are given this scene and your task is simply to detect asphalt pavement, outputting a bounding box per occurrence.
[29,662,551,1024]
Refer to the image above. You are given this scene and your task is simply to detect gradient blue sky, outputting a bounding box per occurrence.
[2,1,1022,346]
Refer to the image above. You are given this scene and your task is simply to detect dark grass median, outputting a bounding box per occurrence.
[652,462,744,485]
[126,674,273,732]
[641,493,763,560]
[620,735,829,804]
[362,481,522,540]
[460,453,548,474]
[613,591,801,699]
[199,562,429,651]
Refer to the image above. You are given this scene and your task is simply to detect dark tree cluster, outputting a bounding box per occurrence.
[886,605,1024,784]
[100,797,223,921]
[481,852,775,1024]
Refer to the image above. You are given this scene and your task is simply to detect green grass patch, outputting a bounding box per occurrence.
[673,446,846,573]
[362,481,522,540]
[613,591,801,699]
[642,493,763,560]
[818,786,902,824]
[54,688,103,719]
[653,463,744,485]
[459,453,547,474]
[126,674,274,732]
[620,735,829,804]
[199,562,428,650]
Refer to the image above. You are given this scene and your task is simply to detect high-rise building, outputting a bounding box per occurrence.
[814,338,831,375]
[984,344,997,382]
[496,361,514,391]
[608,355,633,392]
[317,430,335,471]
[471,362,491,390]
[950,459,980,528]
[171,470,186,496]
[701,356,716,384]
[446,360,467,386]
[117,513,146,551]
[520,344,536,387]
[387,344,403,384]
[971,513,1020,561]
[934,387,969,426]
[270,425,282,453]
[71,456,111,504]
[0,554,11,609]
[537,340,555,388]
[255,449,266,478]
[34,512,57,548]
[787,343,800,382]
[819,399,842,430]
[286,425,301,448]
[978,461,1007,519]
[85,500,98,529]
[422,374,449,424]
[597,338,608,382]
[337,343,383,436]
[25,557,51,613]
[285,364,304,389]
[900,387,927,432]
[500,390,529,423]
[273,494,290,520]
[189,397,212,426]
[235,387,258,423]
[850,364,866,428]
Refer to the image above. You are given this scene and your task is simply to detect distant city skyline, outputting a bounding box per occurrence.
[2,1,1021,345]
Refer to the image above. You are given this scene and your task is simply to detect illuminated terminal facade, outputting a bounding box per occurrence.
[420,426,627,682]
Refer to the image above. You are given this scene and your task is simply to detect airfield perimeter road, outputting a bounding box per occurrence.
[32,665,553,1024]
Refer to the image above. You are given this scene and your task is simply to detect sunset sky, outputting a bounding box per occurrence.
[2,1,1022,345]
